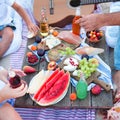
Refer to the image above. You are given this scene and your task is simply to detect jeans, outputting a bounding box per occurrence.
[105,2,120,70]
[114,27,120,70]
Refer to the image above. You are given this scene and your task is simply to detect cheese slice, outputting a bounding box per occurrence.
[43,35,61,49]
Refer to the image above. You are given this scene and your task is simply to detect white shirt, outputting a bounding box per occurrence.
[0,0,15,26]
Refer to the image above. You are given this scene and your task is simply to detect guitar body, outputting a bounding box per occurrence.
[33,0,94,24]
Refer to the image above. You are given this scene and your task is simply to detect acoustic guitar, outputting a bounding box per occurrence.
[33,0,94,25]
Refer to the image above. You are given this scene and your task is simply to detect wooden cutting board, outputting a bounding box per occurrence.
[59,57,111,91]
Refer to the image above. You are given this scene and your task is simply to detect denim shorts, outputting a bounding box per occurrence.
[0,21,16,31]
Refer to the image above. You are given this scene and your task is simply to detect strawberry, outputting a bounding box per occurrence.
[23,65,36,74]
[91,85,101,95]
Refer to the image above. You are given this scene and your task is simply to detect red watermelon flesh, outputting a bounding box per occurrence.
[34,69,64,101]
[34,68,60,100]
[39,72,70,106]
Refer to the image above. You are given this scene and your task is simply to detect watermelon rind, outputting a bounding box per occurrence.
[28,70,52,94]
[30,82,69,106]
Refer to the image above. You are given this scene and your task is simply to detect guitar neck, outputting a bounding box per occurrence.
[70,0,120,7]
[81,0,120,5]
[80,0,112,5]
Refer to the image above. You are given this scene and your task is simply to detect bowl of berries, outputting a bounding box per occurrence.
[86,30,104,43]
[26,53,39,66]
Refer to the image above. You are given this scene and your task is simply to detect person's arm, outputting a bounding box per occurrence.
[102,12,120,26]
[12,2,39,34]
[77,12,120,31]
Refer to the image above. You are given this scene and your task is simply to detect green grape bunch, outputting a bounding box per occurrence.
[59,47,75,56]
[78,58,99,79]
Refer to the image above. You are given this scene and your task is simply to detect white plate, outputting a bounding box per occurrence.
[29,71,69,106]
[29,88,68,106]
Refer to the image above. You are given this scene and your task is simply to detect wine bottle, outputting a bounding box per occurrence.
[72,7,81,36]
[39,7,49,37]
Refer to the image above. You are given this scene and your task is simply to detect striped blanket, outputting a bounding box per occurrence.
[15,108,95,120]
[10,9,96,120]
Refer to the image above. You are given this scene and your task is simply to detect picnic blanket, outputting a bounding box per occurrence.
[15,108,95,120]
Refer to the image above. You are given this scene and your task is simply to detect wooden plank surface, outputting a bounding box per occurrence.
[86,35,113,108]
[15,35,113,108]
[91,90,113,108]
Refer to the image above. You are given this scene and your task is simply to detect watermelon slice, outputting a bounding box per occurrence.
[34,69,64,101]
[36,70,64,101]
[34,68,60,100]
[38,72,70,106]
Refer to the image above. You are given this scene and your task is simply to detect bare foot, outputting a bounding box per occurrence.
[113,71,120,102]
[113,71,120,92]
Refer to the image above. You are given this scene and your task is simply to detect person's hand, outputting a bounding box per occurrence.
[13,69,26,77]
[0,81,28,101]
[0,68,26,83]
[27,22,39,36]
[76,14,104,31]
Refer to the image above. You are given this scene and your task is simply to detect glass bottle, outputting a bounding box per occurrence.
[72,7,81,36]
[76,73,88,100]
[39,7,49,37]
[8,70,22,89]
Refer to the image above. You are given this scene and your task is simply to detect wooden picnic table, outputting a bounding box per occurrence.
[15,32,113,109]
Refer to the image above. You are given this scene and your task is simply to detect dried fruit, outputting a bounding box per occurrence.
[81,54,89,60]
[35,36,41,43]
[52,30,59,37]
[23,66,36,74]
[26,52,33,57]
[37,49,45,57]
[70,93,77,101]
[31,46,37,51]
